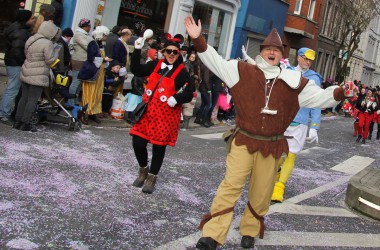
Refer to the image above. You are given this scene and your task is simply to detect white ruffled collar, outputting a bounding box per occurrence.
[255,55,281,79]
[255,55,302,89]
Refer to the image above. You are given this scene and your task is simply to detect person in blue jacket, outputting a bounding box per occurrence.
[271,47,323,203]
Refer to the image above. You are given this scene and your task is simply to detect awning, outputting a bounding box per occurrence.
[284,27,314,39]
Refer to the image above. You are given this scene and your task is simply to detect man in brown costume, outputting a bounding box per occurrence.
[185,16,348,249]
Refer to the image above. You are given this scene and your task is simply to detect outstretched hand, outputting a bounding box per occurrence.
[184,16,202,39]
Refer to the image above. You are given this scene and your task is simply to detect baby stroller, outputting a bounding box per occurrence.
[31,70,87,131]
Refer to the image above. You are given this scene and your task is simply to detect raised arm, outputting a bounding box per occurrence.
[184,16,239,88]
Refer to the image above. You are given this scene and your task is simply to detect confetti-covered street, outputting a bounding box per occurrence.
[1,116,379,249]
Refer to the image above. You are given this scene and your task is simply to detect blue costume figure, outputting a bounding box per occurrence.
[272,48,323,203]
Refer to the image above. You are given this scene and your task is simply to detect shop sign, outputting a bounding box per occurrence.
[120,0,153,19]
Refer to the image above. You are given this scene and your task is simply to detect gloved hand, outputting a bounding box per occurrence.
[134,37,145,49]
[241,45,256,65]
[306,128,319,143]
[167,96,177,107]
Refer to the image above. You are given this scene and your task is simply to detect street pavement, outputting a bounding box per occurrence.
[0,114,379,249]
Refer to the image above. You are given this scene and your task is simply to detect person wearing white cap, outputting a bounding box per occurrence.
[271,47,323,204]
[185,16,350,249]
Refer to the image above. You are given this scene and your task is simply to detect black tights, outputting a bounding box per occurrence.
[132,135,166,175]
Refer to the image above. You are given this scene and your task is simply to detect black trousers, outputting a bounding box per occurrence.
[15,82,43,124]
[132,135,166,175]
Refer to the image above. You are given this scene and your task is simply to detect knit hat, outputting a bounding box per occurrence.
[108,60,121,69]
[78,18,91,28]
[111,25,121,34]
[180,45,189,51]
[260,28,284,53]
[16,9,33,23]
[298,47,316,60]
[62,28,74,37]
[147,49,157,60]
[39,4,55,21]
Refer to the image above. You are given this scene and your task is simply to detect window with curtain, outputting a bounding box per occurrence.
[294,0,303,15]
[307,0,316,20]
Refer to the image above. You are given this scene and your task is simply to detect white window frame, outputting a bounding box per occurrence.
[307,0,316,20]
[294,0,303,15]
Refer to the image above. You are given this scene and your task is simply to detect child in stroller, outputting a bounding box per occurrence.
[34,68,87,131]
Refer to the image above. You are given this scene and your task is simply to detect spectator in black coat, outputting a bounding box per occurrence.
[51,0,63,27]
[0,10,35,125]
[56,28,74,74]
[105,25,121,58]
[102,60,125,114]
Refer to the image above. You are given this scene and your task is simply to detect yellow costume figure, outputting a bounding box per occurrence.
[271,47,322,203]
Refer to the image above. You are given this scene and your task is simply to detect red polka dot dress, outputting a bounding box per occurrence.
[130,62,185,147]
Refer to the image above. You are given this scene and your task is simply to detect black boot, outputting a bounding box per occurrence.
[90,114,101,124]
[13,121,23,130]
[356,135,362,142]
[194,114,202,124]
[241,235,255,248]
[78,110,88,125]
[132,166,149,187]
[361,138,366,144]
[368,133,372,140]
[142,173,157,194]
[20,123,37,132]
[196,237,217,250]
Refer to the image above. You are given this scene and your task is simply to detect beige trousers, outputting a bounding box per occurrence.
[202,139,279,244]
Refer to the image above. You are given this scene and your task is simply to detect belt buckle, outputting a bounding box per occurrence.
[271,135,278,141]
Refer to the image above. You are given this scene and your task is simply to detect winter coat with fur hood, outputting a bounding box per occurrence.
[20,21,61,87]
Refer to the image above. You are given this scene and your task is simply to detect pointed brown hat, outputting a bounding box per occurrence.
[260,28,284,53]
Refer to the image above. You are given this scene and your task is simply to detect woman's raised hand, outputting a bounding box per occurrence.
[184,16,202,39]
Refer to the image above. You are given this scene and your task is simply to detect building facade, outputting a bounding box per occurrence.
[67,0,241,59]
[283,0,321,67]
[231,0,289,60]
[360,15,380,87]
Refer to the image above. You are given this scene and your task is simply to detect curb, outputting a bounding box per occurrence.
[345,167,380,221]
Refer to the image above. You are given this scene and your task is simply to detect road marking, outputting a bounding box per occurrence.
[331,155,375,174]
[298,146,330,155]
[155,155,374,249]
[192,132,224,140]
[269,204,358,217]
[253,231,380,247]
[273,176,351,205]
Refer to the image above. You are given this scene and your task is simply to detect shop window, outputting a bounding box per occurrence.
[192,1,231,57]
[0,0,28,53]
[118,0,168,38]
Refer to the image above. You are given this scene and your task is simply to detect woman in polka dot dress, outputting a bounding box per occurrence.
[129,34,194,194]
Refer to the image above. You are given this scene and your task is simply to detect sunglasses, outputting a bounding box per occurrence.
[165,49,179,55]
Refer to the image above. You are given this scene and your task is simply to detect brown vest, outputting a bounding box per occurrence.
[231,62,309,158]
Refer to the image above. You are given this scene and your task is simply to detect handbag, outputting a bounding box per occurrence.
[130,70,170,124]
